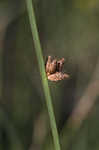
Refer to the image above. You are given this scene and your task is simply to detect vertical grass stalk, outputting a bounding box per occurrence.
[26,1,61,150]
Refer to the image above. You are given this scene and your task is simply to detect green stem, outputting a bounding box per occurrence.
[26,1,61,150]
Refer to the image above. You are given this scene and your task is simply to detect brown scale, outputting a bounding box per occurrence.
[45,56,69,82]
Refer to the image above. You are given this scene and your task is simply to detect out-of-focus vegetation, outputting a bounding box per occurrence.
[0,0,99,150]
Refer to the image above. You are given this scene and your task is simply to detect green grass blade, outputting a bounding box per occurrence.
[25,1,61,150]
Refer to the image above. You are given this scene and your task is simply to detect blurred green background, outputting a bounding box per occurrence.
[0,0,99,150]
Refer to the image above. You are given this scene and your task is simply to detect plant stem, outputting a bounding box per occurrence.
[26,1,61,150]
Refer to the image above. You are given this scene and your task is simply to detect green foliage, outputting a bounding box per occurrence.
[0,0,99,150]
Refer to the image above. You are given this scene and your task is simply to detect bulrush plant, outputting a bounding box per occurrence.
[26,0,69,150]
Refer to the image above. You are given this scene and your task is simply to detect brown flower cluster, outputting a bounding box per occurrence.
[45,56,69,81]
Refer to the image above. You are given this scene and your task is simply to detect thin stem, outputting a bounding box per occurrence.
[25,1,61,150]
